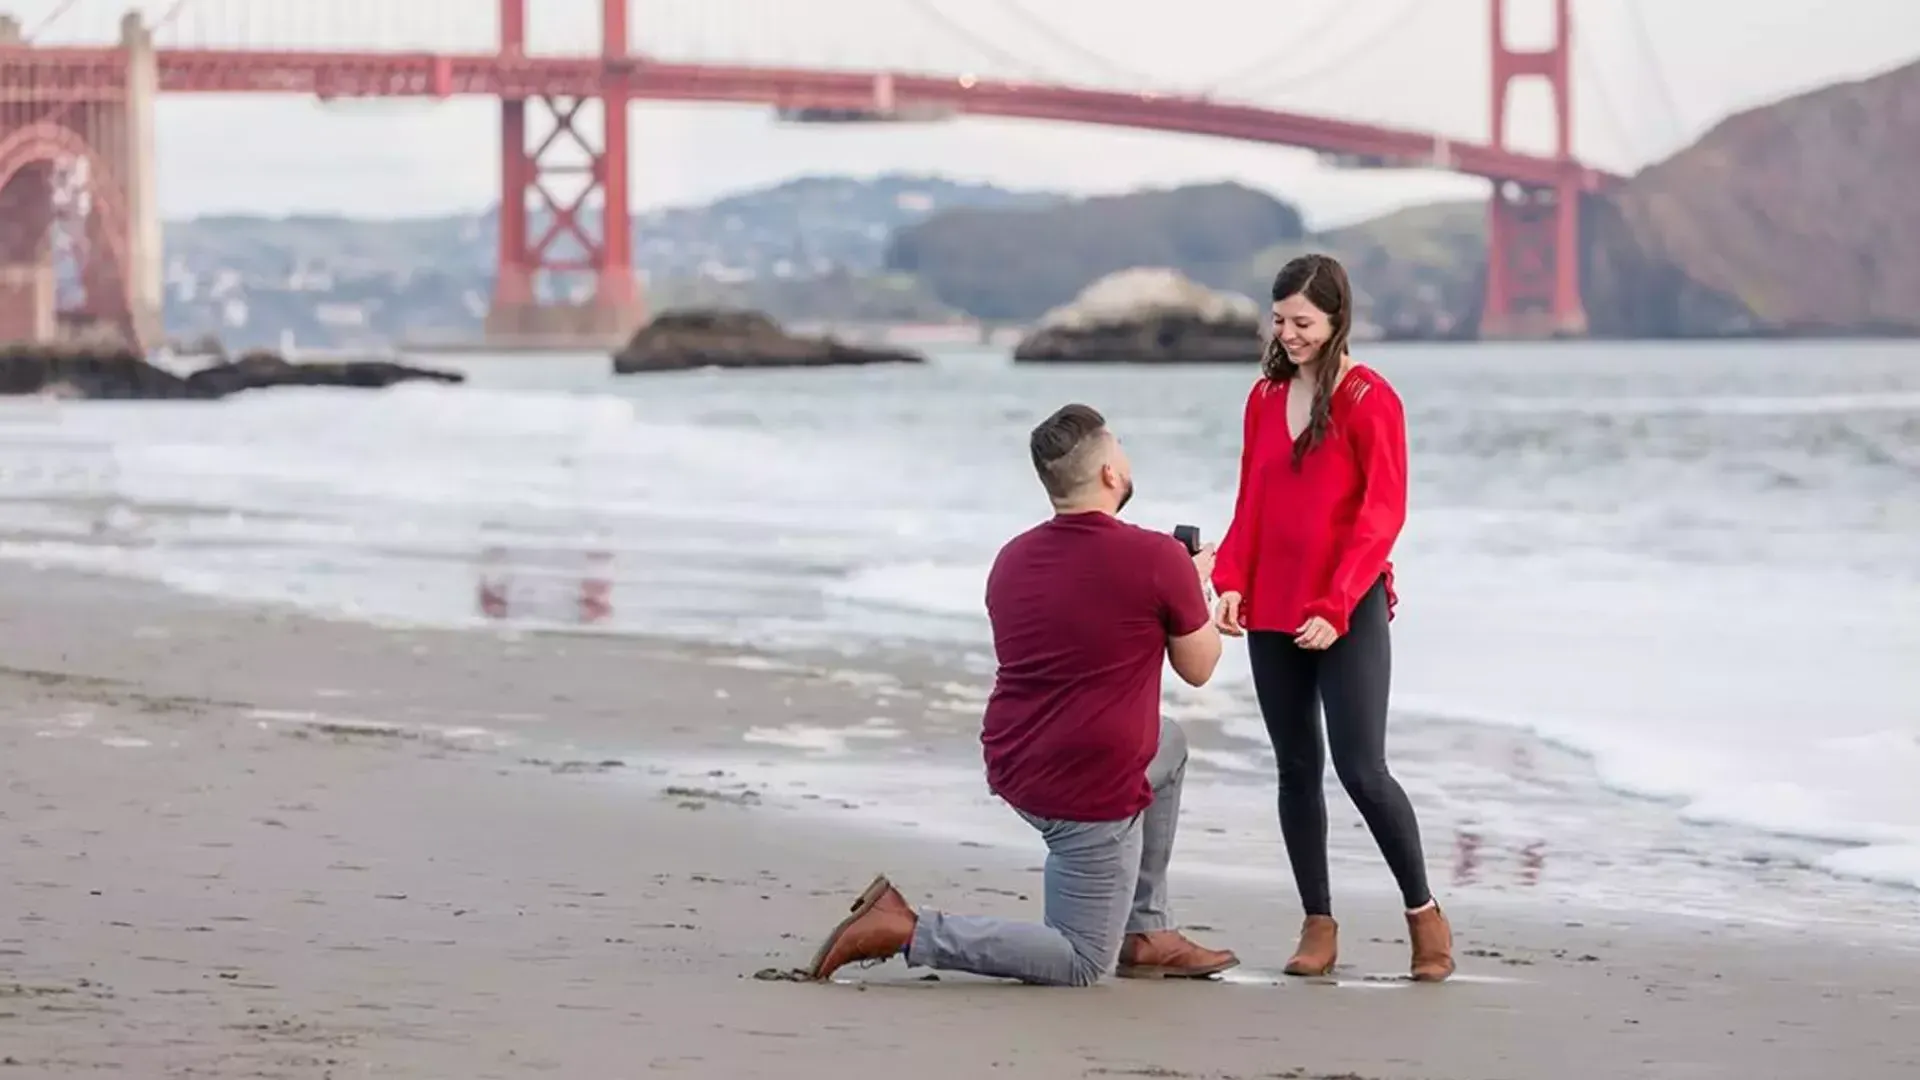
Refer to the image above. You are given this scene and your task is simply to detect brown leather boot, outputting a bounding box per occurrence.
[1406,903,1455,982]
[1116,930,1240,980]
[1283,915,1339,976]
[806,875,916,981]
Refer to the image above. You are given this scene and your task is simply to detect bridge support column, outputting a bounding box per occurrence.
[0,14,157,349]
[0,10,51,343]
[0,165,56,343]
[0,14,51,345]
[122,13,163,350]
[1481,0,1587,339]
[484,0,646,350]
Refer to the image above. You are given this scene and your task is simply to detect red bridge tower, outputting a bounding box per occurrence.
[484,0,645,349]
[1482,0,1589,339]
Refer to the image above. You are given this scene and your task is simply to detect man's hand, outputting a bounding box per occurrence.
[1293,616,1338,650]
[1168,543,1225,688]
[1190,542,1217,585]
[1214,591,1245,637]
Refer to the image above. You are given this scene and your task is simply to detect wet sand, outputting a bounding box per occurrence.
[2,566,1918,1078]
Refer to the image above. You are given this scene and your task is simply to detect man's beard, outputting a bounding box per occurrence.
[1116,478,1134,514]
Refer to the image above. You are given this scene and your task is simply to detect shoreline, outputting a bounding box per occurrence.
[4,550,1916,917]
[3,565,1918,1076]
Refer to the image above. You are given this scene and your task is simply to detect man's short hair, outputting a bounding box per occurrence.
[1029,403,1109,501]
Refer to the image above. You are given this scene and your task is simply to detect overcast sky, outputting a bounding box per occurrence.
[19,0,1920,226]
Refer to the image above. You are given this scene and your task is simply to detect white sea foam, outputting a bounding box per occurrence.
[742,717,906,754]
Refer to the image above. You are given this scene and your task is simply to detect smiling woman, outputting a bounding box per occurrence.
[1211,252,1450,983]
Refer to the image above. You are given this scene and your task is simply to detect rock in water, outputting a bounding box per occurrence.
[0,343,463,400]
[0,342,198,399]
[611,309,924,373]
[183,350,464,397]
[1012,268,1261,364]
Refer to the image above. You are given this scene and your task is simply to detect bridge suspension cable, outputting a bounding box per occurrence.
[900,0,1053,79]
[1204,0,1422,102]
[986,0,1159,87]
[22,0,81,40]
[21,0,198,41]
[1572,31,1642,171]
[1623,0,1689,148]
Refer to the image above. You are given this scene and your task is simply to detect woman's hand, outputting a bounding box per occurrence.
[1293,616,1338,650]
[1214,591,1245,637]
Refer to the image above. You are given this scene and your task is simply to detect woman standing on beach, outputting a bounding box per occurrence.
[1210,253,1453,982]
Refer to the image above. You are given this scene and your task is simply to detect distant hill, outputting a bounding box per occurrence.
[1229,200,1487,340]
[884,182,1482,338]
[884,182,1307,322]
[636,174,1059,280]
[1584,57,1920,337]
[159,174,1058,347]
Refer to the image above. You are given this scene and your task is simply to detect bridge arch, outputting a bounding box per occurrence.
[0,122,135,346]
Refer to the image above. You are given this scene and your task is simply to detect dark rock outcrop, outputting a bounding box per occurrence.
[611,309,923,373]
[0,343,464,400]
[1,343,195,399]
[184,350,463,396]
[1012,268,1261,364]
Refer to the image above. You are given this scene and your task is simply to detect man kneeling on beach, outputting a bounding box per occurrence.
[807,404,1238,986]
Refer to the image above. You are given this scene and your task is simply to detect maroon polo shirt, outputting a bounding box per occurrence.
[980,511,1211,822]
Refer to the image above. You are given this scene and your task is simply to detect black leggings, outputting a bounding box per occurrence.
[1247,578,1431,915]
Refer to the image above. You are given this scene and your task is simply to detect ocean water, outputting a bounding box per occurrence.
[2,340,1918,923]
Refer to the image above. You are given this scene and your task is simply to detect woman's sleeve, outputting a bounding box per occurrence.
[1303,380,1408,636]
[1211,381,1264,597]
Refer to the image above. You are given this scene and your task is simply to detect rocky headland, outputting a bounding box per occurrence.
[1012,268,1261,364]
[611,309,924,373]
[0,343,464,400]
[1582,57,1920,338]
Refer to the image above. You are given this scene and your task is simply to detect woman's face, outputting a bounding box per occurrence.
[1271,293,1333,366]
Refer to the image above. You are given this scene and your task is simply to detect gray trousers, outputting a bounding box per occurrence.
[905,719,1189,986]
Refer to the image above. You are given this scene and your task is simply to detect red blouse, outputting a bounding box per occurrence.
[1211,364,1408,637]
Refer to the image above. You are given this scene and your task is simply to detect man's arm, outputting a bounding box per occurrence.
[1164,542,1222,688]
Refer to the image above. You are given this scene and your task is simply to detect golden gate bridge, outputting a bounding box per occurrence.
[0,0,1637,351]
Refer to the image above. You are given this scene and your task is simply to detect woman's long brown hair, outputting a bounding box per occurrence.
[1260,253,1354,470]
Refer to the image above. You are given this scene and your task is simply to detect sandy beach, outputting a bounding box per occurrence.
[2,564,1917,1079]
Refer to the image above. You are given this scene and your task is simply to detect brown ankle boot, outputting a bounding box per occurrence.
[1116,930,1240,980]
[807,875,916,981]
[1406,903,1454,982]
[1283,915,1338,976]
